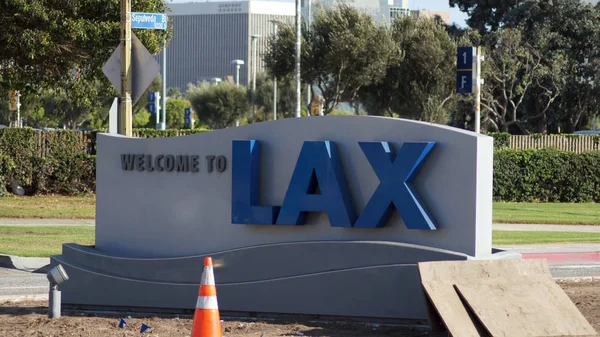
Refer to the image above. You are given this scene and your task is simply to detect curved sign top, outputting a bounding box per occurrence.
[95,116,493,258]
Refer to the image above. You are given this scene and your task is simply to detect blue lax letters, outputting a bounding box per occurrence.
[231,140,280,224]
[276,141,356,227]
[354,142,437,230]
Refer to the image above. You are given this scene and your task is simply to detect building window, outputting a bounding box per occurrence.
[390,7,410,20]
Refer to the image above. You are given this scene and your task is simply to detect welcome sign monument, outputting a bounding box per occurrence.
[51,115,512,321]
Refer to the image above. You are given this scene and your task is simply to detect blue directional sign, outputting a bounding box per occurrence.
[131,12,168,30]
[456,71,474,94]
[457,46,476,94]
[184,116,192,127]
[148,92,156,103]
[184,108,192,117]
[457,47,475,70]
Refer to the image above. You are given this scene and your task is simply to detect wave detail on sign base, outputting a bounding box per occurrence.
[51,241,515,320]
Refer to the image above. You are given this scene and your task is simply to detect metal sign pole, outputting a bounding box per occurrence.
[475,46,482,134]
[119,0,133,136]
[161,37,167,130]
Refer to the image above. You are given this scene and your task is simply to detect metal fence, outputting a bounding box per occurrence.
[507,135,600,153]
[23,131,600,157]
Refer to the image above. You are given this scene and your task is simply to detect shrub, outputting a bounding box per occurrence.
[0,154,16,196]
[494,149,600,202]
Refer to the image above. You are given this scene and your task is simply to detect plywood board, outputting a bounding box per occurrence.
[454,279,598,337]
[421,279,489,337]
[418,259,552,284]
[417,259,557,337]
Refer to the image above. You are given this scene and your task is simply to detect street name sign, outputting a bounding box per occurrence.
[131,12,168,30]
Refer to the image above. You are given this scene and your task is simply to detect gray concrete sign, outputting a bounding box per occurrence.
[52,116,511,321]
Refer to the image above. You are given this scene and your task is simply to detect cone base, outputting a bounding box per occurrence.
[190,309,222,337]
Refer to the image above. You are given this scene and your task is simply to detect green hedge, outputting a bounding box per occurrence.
[0,127,210,196]
[494,149,600,202]
[3,128,600,200]
[0,154,15,196]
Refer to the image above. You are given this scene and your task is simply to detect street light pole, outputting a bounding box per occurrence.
[119,0,132,136]
[269,20,280,121]
[251,35,260,124]
[232,59,244,86]
[161,36,167,131]
[295,0,302,118]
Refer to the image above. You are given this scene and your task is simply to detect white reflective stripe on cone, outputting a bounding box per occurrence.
[196,295,219,310]
[201,266,215,285]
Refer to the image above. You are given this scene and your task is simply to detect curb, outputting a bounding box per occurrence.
[0,254,50,273]
[522,252,600,264]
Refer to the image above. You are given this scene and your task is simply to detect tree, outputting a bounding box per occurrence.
[448,0,525,34]
[359,17,457,124]
[186,82,249,129]
[264,4,397,114]
[0,0,172,92]
[480,28,566,133]
[165,98,191,129]
[252,73,303,120]
[133,110,151,128]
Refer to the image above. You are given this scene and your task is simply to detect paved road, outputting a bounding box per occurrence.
[0,268,47,301]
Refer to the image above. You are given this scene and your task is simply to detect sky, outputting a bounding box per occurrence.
[169,0,470,26]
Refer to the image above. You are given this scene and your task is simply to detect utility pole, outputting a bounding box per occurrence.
[475,46,482,134]
[306,0,312,110]
[295,0,302,118]
[119,0,132,136]
[251,35,260,124]
[161,37,167,131]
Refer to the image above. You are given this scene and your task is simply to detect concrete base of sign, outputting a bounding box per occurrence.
[51,243,518,321]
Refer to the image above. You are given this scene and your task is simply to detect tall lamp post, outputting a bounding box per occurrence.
[231,59,245,86]
[269,20,281,121]
[295,0,301,118]
[251,34,260,124]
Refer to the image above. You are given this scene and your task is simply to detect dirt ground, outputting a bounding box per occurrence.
[0,280,598,337]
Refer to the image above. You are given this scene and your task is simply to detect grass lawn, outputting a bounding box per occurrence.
[0,196,95,219]
[0,226,94,257]
[0,227,599,257]
[2,196,600,225]
[493,231,600,245]
[493,202,600,225]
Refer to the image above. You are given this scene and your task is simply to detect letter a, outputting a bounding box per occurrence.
[276,141,356,227]
[231,140,280,225]
[354,142,437,230]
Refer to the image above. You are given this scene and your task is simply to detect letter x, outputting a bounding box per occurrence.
[354,142,437,230]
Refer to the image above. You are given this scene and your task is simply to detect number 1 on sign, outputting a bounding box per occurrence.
[463,52,467,65]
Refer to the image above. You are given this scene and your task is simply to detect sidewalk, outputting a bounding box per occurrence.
[0,218,94,226]
[2,218,600,265]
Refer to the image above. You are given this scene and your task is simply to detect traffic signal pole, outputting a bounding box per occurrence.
[119,0,133,136]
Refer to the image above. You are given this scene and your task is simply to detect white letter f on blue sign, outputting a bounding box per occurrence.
[354,142,437,230]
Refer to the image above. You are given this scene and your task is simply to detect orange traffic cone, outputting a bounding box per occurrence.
[190,257,222,337]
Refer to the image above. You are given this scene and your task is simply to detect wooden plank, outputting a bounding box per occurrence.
[417,260,554,337]
[454,279,598,337]
[421,279,489,337]
[418,259,551,284]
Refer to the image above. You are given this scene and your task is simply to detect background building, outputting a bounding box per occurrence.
[303,0,410,23]
[411,9,451,25]
[159,1,294,91]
